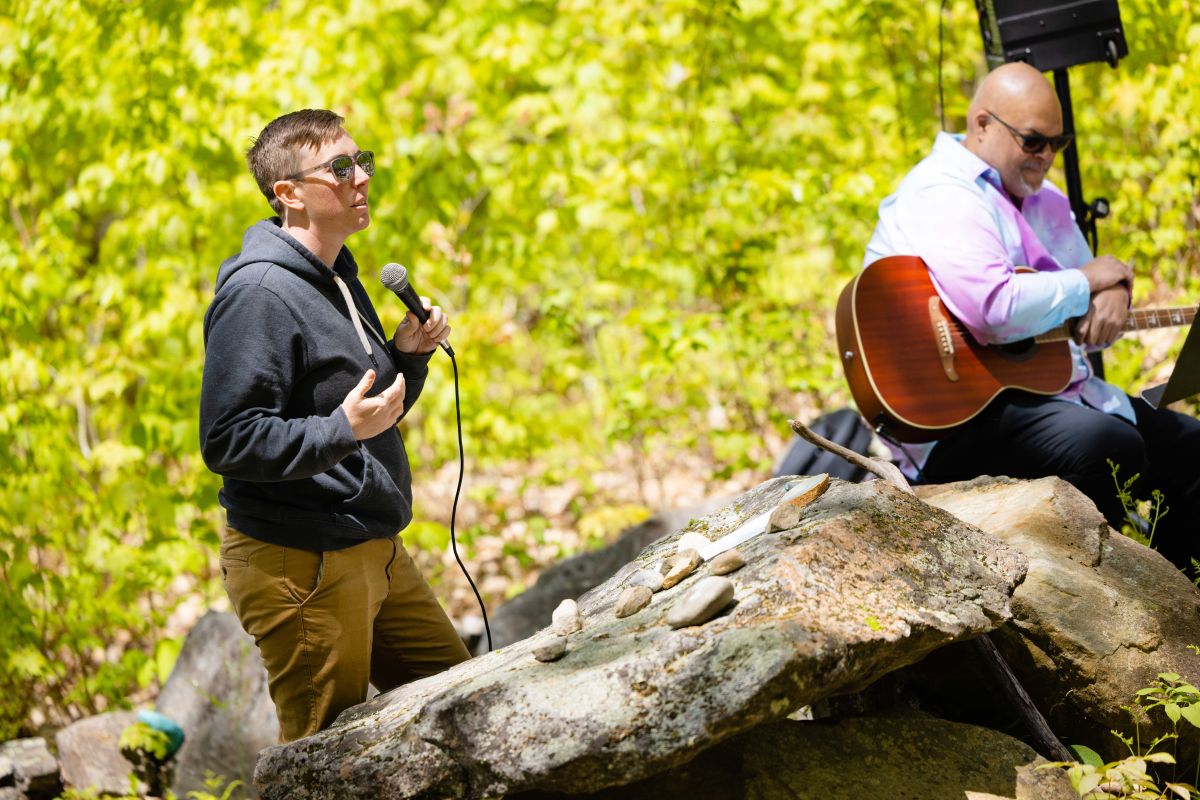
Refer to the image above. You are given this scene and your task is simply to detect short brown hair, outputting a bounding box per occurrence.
[246,109,345,215]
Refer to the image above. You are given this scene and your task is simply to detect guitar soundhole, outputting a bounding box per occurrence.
[996,338,1038,362]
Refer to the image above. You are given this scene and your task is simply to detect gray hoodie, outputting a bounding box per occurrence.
[200,219,432,551]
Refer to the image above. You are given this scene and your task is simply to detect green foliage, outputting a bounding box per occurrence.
[575,504,652,552]
[1046,665,1200,797]
[1109,458,1170,547]
[118,721,173,762]
[54,770,247,800]
[1040,752,1189,799]
[117,721,175,797]
[3,0,1199,734]
[185,772,249,800]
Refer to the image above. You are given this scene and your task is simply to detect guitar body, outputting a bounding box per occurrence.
[836,255,1073,443]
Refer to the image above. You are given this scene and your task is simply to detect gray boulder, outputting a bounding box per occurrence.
[255,477,1026,799]
[919,476,1200,761]
[521,714,1073,800]
[55,712,137,796]
[738,714,1064,800]
[157,610,278,799]
[0,738,58,799]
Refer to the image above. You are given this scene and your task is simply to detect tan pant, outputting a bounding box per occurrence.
[219,527,470,742]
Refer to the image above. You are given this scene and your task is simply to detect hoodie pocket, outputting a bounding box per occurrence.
[265,447,365,522]
[275,440,410,534]
[330,441,411,532]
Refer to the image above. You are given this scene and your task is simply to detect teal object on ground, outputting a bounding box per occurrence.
[136,710,185,756]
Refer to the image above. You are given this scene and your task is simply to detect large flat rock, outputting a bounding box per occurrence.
[256,477,1026,799]
[482,505,713,652]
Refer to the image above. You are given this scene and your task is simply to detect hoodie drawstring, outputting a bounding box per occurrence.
[332,274,379,369]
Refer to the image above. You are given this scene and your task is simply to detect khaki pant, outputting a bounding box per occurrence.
[219,528,470,742]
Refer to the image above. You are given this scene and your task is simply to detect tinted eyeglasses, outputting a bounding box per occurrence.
[289,150,375,182]
[986,112,1073,155]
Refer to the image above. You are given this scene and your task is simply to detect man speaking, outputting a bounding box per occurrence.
[199,109,469,742]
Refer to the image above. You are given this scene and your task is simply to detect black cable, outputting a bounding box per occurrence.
[447,352,492,652]
[874,424,928,485]
[938,0,949,132]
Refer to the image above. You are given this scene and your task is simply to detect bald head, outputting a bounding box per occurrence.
[963,62,1064,199]
[967,62,1062,135]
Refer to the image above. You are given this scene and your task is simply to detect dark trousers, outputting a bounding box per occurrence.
[921,392,1200,569]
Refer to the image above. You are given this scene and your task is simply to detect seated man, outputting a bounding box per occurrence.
[864,62,1199,567]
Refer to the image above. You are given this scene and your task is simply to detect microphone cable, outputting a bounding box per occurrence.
[446,351,493,652]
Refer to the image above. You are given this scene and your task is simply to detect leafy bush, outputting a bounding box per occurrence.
[1046,656,1200,798]
[3,0,1198,734]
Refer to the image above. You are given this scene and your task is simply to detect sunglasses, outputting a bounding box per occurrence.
[289,150,375,183]
[987,112,1073,154]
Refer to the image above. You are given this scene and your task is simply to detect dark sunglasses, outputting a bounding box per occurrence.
[987,112,1073,154]
[289,150,375,183]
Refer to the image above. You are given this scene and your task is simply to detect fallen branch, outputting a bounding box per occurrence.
[788,418,913,495]
[972,635,1075,763]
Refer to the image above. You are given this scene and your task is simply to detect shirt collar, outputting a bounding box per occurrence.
[931,131,1005,192]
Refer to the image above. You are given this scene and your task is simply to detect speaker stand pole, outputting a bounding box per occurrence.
[1053,68,1097,251]
[1053,67,1106,378]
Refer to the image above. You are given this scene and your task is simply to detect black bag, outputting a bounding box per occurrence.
[772,408,873,482]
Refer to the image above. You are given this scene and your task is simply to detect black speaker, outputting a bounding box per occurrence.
[976,0,1128,72]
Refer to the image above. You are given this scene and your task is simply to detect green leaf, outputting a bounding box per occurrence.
[1178,702,1200,730]
[1143,751,1177,763]
[1070,744,1105,768]
[155,637,182,687]
[1075,770,1102,795]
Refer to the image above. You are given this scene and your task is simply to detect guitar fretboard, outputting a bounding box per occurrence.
[1036,306,1197,344]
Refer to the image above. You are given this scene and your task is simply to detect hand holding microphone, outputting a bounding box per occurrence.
[382,265,486,647]
[380,263,454,357]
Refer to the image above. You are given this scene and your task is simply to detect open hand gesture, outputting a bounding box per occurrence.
[340,370,406,440]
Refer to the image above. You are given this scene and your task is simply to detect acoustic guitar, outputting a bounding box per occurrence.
[835,255,1196,443]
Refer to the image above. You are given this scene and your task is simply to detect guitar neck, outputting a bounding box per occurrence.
[1036,306,1198,343]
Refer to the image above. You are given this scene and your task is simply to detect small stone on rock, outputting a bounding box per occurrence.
[533,637,568,662]
[666,576,736,629]
[615,585,653,618]
[710,550,745,575]
[662,549,702,589]
[677,531,711,554]
[551,598,582,635]
[767,473,831,533]
[627,568,665,592]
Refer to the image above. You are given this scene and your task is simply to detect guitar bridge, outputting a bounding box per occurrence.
[929,296,959,382]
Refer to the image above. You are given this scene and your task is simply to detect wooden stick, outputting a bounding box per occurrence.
[972,635,1076,762]
[788,416,1076,762]
[788,418,914,495]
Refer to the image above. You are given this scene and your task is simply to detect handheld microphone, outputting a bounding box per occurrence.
[380,263,454,356]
